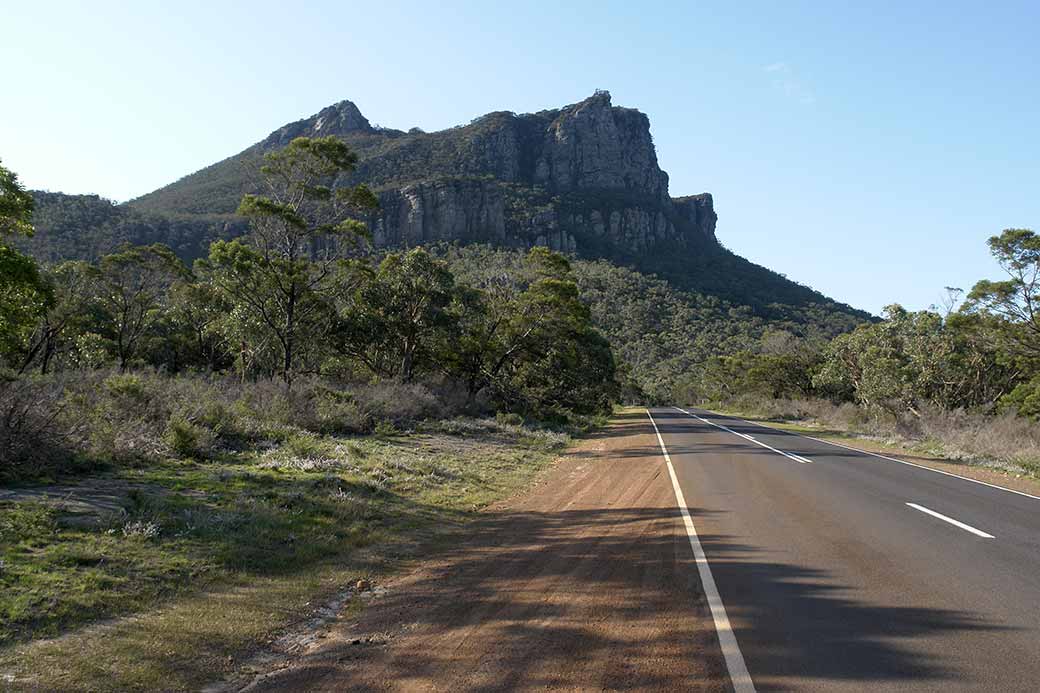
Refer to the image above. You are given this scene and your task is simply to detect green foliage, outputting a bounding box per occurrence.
[999,376,1040,418]
[160,279,233,372]
[162,415,215,459]
[495,411,524,427]
[202,137,377,385]
[0,159,35,237]
[967,228,1040,359]
[0,161,53,358]
[813,305,1018,414]
[496,252,618,416]
[0,245,52,358]
[439,245,857,403]
[334,248,457,381]
[679,331,825,404]
[14,261,93,374]
[23,190,238,264]
[91,244,190,370]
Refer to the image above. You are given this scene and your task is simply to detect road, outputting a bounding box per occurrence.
[239,408,1040,692]
[651,406,1040,692]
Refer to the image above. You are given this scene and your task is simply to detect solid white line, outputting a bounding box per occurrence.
[906,502,995,538]
[673,406,811,464]
[717,411,1040,503]
[646,409,755,693]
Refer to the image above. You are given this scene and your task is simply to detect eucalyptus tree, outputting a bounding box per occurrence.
[91,244,189,370]
[441,247,617,415]
[202,136,377,384]
[334,248,457,382]
[19,261,93,374]
[0,160,52,361]
[967,228,1040,358]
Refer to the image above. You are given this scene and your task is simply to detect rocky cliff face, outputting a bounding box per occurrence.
[128,90,717,261]
[354,90,716,255]
[532,91,669,201]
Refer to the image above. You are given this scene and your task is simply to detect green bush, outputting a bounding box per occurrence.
[314,389,371,434]
[495,412,523,427]
[163,416,216,459]
[1000,376,1040,419]
[284,433,323,460]
[373,420,397,437]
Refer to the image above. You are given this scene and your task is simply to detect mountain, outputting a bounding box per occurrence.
[129,90,716,254]
[25,90,871,327]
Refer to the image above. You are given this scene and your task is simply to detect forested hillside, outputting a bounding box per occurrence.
[21,191,239,263]
[438,245,862,399]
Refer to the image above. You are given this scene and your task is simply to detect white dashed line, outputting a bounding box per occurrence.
[906,502,995,538]
[673,406,812,464]
[718,411,1040,502]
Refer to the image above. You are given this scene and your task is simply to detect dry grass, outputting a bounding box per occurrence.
[713,395,1040,478]
[0,416,572,691]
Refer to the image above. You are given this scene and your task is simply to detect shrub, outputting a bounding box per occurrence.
[314,388,371,434]
[724,393,1040,475]
[0,373,85,481]
[284,433,323,460]
[163,416,216,459]
[373,420,397,437]
[495,412,524,427]
[358,381,442,425]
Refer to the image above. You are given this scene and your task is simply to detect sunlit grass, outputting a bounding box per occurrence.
[0,417,570,691]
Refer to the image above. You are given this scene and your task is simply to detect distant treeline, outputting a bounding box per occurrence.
[678,228,1040,421]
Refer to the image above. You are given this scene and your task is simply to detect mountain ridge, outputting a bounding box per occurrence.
[129,91,716,251]
[24,91,872,327]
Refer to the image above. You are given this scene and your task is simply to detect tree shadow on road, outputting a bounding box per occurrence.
[245,409,1010,691]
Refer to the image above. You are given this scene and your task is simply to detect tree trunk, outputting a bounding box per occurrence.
[283,285,296,388]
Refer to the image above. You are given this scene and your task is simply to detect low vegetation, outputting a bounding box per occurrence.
[0,387,575,688]
[714,395,1040,478]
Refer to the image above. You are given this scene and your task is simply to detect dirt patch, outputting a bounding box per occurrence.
[228,410,728,692]
[0,480,165,528]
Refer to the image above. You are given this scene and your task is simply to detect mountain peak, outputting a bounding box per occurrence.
[313,100,372,134]
[259,98,372,149]
[580,89,612,107]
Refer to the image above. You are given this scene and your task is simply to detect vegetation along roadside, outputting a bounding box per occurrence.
[0,142,614,690]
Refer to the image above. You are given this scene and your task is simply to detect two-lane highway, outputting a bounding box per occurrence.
[648,406,1040,692]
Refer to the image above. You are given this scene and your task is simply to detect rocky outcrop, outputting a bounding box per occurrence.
[372,179,508,248]
[672,194,718,242]
[260,100,373,149]
[532,91,670,202]
[363,91,716,257]
[371,182,716,256]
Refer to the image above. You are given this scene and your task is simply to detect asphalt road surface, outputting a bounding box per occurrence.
[650,406,1040,692]
[240,409,1039,692]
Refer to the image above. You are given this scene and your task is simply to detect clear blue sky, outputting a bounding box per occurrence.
[4,1,1037,315]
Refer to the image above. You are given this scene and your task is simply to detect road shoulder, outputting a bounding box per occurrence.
[237,409,729,692]
[717,411,1040,498]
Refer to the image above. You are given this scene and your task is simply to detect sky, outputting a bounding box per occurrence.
[3,0,1038,315]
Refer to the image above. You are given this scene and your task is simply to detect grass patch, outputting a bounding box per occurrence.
[0,417,572,691]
